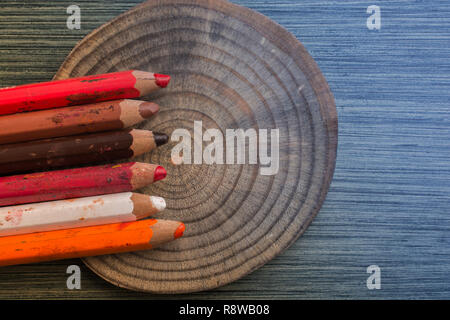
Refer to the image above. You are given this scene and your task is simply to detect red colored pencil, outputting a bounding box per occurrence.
[0,70,170,116]
[0,162,167,207]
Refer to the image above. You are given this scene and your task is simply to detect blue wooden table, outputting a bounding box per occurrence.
[0,0,448,299]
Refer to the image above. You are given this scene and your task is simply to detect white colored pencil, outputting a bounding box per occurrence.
[0,192,166,237]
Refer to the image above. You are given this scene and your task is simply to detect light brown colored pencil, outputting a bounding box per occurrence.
[0,99,159,144]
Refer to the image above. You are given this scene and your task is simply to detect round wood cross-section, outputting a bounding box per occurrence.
[54,0,338,293]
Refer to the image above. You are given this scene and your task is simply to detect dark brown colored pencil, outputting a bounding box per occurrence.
[0,129,168,175]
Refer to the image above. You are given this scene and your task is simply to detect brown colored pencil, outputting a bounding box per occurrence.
[0,129,169,175]
[0,99,159,144]
[0,219,185,267]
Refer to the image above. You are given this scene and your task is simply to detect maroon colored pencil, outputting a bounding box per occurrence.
[0,162,167,207]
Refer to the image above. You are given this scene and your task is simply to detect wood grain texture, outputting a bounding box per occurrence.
[53,0,337,293]
[0,0,449,299]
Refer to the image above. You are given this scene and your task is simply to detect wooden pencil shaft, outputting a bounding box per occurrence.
[0,219,185,267]
[0,70,170,116]
[0,99,159,144]
[0,162,166,207]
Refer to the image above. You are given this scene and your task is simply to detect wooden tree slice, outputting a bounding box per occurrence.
[54,0,338,293]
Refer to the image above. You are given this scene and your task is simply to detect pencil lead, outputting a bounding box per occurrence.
[153,132,169,146]
[154,73,171,88]
[149,196,166,212]
[174,223,185,239]
[138,101,160,118]
[153,166,167,182]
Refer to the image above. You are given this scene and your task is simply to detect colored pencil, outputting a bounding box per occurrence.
[0,192,166,237]
[0,99,159,144]
[0,129,168,175]
[0,219,185,267]
[0,162,166,207]
[0,70,170,116]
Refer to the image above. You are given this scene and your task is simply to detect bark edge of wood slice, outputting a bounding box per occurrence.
[54,0,338,294]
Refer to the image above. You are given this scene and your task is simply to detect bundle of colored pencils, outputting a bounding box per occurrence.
[0,70,185,267]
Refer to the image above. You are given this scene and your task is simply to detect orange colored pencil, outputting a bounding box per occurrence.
[0,219,185,267]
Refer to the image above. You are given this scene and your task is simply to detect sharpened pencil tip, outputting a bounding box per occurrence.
[154,73,170,88]
[153,132,169,146]
[153,166,167,182]
[149,196,166,212]
[138,102,159,118]
[174,223,185,239]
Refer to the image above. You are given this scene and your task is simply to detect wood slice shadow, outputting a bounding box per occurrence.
[54,0,338,294]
